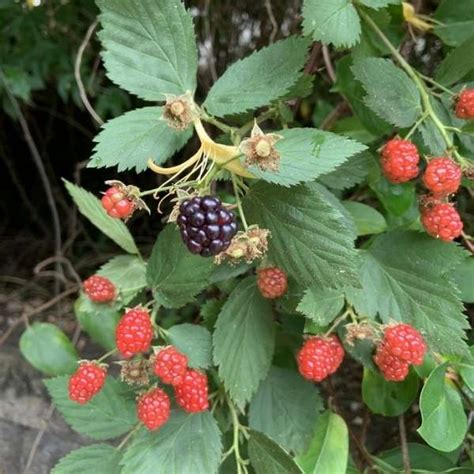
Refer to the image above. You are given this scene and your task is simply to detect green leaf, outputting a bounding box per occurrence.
[243,182,359,288]
[296,287,344,326]
[459,347,474,391]
[121,411,222,474]
[461,121,474,137]
[342,201,386,236]
[345,231,469,355]
[51,444,121,474]
[296,411,349,474]
[146,225,215,308]
[167,323,212,369]
[203,36,309,117]
[249,367,322,454]
[247,128,367,187]
[418,363,468,452]
[89,107,192,172]
[434,0,474,47]
[359,0,401,9]
[419,98,453,155]
[64,180,138,254]
[97,0,198,100]
[20,323,78,376]
[352,58,422,127]
[450,257,474,303]
[45,376,137,440]
[369,175,417,218]
[302,0,361,48]
[436,37,474,86]
[248,430,303,474]
[362,368,419,417]
[213,277,275,409]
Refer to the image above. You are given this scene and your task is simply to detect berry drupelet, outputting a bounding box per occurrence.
[257,267,288,299]
[422,157,462,196]
[115,307,154,358]
[68,362,107,404]
[153,346,188,386]
[83,275,116,303]
[137,387,171,431]
[421,202,463,241]
[380,138,420,184]
[101,186,135,219]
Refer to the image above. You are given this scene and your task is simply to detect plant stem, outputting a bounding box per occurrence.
[97,348,117,363]
[117,425,141,450]
[200,111,235,134]
[399,415,411,474]
[139,180,199,197]
[404,112,428,140]
[324,310,351,337]
[231,174,249,230]
[225,394,249,474]
[417,73,456,96]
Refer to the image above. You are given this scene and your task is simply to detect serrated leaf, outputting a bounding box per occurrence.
[418,98,453,155]
[120,411,222,474]
[451,257,474,303]
[146,225,215,308]
[247,128,367,187]
[45,376,137,440]
[302,0,361,48]
[64,180,138,254]
[352,58,422,127]
[203,36,309,117]
[296,411,349,474]
[436,36,474,86]
[167,323,212,369]
[51,444,121,474]
[243,182,359,288]
[249,367,322,454]
[89,107,192,172]
[418,363,468,452]
[359,0,401,8]
[345,231,469,355]
[249,430,303,474]
[20,323,78,376]
[97,0,197,100]
[296,287,344,326]
[433,0,474,47]
[342,201,387,236]
[213,277,275,409]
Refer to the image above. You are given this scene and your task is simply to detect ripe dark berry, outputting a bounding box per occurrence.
[422,157,462,196]
[374,343,409,382]
[257,267,288,299]
[174,369,209,413]
[383,323,426,365]
[380,139,420,183]
[297,335,344,382]
[153,346,188,386]
[101,186,135,219]
[137,387,171,431]
[83,275,116,303]
[455,89,474,120]
[68,362,107,404]
[177,195,238,257]
[115,307,154,358]
[421,202,463,241]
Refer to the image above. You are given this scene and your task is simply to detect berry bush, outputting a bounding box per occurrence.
[16,0,474,472]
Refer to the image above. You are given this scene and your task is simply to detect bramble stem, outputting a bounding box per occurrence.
[231,174,249,230]
[117,424,141,450]
[97,349,117,363]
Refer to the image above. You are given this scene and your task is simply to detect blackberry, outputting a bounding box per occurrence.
[177,196,238,257]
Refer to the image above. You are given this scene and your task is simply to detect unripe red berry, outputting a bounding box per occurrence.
[374,343,409,382]
[423,157,462,196]
[455,89,474,120]
[115,307,154,358]
[153,346,188,386]
[137,387,171,431]
[101,187,135,219]
[380,139,420,183]
[383,323,426,365]
[83,275,116,303]
[257,267,288,299]
[421,202,463,241]
[174,369,209,413]
[68,362,107,404]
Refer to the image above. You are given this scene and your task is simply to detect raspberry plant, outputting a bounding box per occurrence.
[17,0,474,472]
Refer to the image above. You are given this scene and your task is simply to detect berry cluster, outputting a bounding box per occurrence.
[297,334,345,382]
[374,323,426,382]
[177,195,238,257]
[83,275,116,303]
[257,267,288,299]
[101,186,135,219]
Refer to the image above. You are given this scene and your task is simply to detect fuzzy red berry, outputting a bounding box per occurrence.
[153,346,188,386]
[174,369,209,413]
[297,336,343,382]
[115,307,154,358]
[68,362,107,404]
[383,323,426,365]
[101,186,135,219]
[380,139,420,183]
[421,202,463,241]
[374,343,410,382]
[83,275,116,303]
[423,157,462,196]
[257,267,288,299]
[137,387,171,431]
[455,89,474,120]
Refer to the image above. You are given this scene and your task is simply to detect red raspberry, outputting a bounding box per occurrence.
[421,202,463,241]
[383,323,426,365]
[101,186,135,219]
[455,89,474,120]
[153,346,188,386]
[137,387,171,431]
[422,157,462,196]
[115,307,154,358]
[174,369,209,413]
[374,343,409,382]
[257,267,288,299]
[380,139,420,183]
[297,336,343,382]
[68,362,107,404]
[83,275,116,303]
